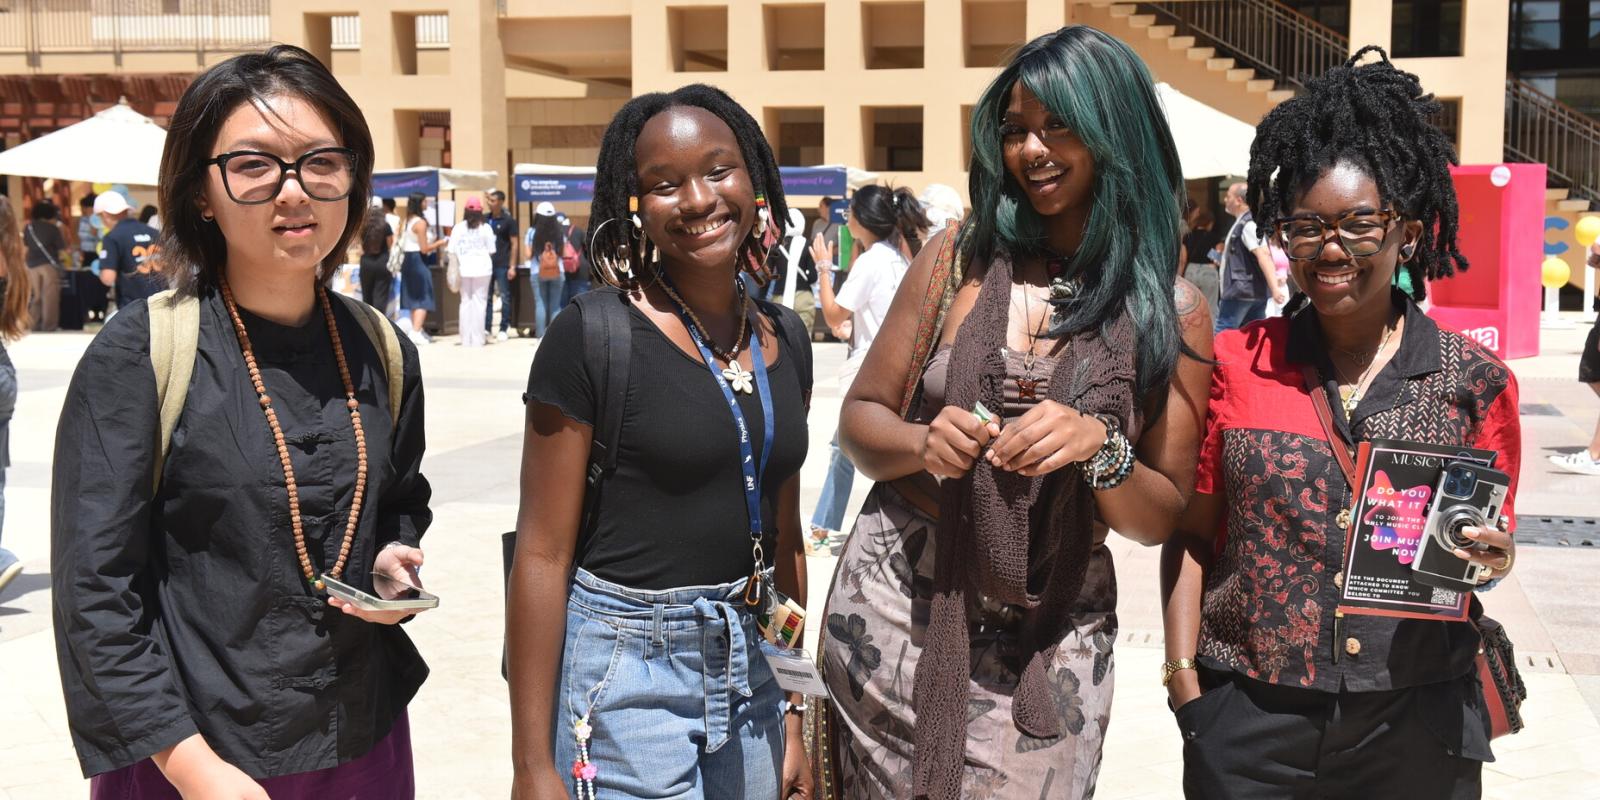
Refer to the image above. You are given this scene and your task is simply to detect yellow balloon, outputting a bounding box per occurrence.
[1576,216,1600,248]
[1542,256,1572,290]
[92,182,112,194]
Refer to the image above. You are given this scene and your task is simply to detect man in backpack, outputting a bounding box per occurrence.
[1215,182,1287,333]
[525,201,566,337]
[485,189,519,342]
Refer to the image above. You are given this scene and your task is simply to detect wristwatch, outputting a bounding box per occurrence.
[1160,657,1197,687]
[783,700,808,716]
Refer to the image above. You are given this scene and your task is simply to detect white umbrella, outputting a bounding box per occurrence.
[0,102,167,186]
[1156,83,1257,180]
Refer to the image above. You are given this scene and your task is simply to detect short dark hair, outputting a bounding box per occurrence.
[30,200,58,222]
[488,189,506,201]
[158,44,374,297]
[1246,46,1463,301]
[382,197,396,211]
[79,194,96,210]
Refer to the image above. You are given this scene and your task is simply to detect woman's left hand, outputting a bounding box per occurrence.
[327,544,427,625]
[1456,523,1516,581]
[985,400,1108,477]
[781,713,814,799]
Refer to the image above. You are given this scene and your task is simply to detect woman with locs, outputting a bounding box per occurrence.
[1163,49,1521,799]
[820,26,1213,799]
[51,45,433,798]
[508,84,814,799]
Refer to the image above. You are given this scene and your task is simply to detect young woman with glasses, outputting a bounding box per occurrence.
[52,45,434,799]
[1162,49,1521,799]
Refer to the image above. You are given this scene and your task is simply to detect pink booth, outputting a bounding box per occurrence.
[1425,163,1546,360]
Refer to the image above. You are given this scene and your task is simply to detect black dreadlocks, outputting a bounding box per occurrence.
[588,84,789,288]
[1246,45,1465,302]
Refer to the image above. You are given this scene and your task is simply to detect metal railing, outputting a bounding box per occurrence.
[1506,79,1600,207]
[0,0,270,60]
[1139,0,1346,91]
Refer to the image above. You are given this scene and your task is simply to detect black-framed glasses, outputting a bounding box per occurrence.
[1274,209,1401,261]
[206,147,358,205]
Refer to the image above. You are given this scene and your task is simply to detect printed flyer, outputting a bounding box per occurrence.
[1336,439,1497,621]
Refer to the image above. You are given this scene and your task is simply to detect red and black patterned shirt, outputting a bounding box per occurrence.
[1194,293,1521,692]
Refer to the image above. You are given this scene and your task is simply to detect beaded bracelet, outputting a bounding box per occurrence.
[1085,427,1135,490]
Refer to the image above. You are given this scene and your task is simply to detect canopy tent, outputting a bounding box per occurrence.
[511,163,877,204]
[1156,83,1256,180]
[370,166,500,199]
[0,102,166,186]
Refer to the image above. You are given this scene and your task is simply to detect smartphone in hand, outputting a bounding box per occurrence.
[322,573,439,612]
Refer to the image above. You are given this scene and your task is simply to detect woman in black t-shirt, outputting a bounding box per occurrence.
[508,84,814,800]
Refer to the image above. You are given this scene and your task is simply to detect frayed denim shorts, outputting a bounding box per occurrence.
[552,567,785,799]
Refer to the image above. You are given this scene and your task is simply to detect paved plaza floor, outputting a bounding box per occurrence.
[2,310,1598,798]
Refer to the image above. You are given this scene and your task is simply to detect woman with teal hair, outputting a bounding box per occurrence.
[817,26,1213,798]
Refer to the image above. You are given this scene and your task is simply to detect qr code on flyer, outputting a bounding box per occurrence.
[1431,586,1461,606]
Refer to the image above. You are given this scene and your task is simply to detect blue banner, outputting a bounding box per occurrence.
[515,173,597,203]
[372,169,439,198]
[779,167,847,197]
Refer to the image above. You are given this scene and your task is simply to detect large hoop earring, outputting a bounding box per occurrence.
[588,215,641,292]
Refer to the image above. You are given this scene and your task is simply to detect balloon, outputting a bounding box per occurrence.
[92,183,112,195]
[1542,256,1571,290]
[1576,216,1600,248]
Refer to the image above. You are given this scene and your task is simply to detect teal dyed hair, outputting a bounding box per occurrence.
[963,25,1185,400]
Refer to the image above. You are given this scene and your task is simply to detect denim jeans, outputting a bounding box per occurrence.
[1215,297,1268,334]
[809,428,856,532]
[536,275,566,337]
[552,568,783,798]
[561,273,590,309]
[0,362,14,569]
[486,264,514,333]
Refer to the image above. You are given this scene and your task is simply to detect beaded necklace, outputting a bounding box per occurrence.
[220,279,368,591]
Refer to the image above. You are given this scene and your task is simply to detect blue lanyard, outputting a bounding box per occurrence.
[672,303,775,548]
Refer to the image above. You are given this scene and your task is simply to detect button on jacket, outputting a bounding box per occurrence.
[51,290,432,778]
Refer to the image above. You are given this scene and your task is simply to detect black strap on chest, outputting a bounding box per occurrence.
[1301,365,1357,486]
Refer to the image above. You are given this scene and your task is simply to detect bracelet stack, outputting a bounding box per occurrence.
[1084,414,1135,490]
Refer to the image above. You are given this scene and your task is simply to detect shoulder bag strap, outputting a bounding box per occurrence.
[1300,364,1357,486]
[332,292,404,428]
[899,221,963,418]
[147,289,201,493]
[577,289,631,518]
[757,298,813,411]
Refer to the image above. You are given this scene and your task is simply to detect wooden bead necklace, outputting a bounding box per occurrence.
[220,279,368,591]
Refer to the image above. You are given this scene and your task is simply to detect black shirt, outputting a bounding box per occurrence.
[1182,226,1220,266]
[52,290,431,778]
[525,295,810,589]
[99,218,164,304]
[23,220,65,268]
[489,210,518,270]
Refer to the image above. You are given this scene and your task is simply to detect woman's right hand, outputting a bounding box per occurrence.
[156,735,268,800]
[511,768,571,800]
[921,405,999,479]
[1167,668,1203,713]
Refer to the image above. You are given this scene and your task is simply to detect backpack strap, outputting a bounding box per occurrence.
[757,298,813,412]
[575,288,632,530]
[147,289,200,493]
[331,291,405,428]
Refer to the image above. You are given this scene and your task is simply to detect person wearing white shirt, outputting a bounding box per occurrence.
[451,197,497,347]
[808,185,931,554]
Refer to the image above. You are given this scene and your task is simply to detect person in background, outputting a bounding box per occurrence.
[0,197,32,594]
[452,196,497,348]
[765,220,818,335]
[400,191,449,344]
[485,189,519,343]
[1215,181,1287,333]
[525,201,565,337]
[139,204,162,231]
[1180,205,1221,315]
[807,184,930,555]
[23,199,66,332]
[358,206,394,314]
[918,183,966,238]
[95,191,162,310]
[382,197,401,243]
[1550,239,1600,476]
[77,194,102,270]
[560,219,591,309]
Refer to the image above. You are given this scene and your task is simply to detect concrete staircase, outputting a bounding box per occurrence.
[1076,1,1291,126]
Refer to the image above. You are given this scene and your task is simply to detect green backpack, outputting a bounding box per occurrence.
[145,288,405,491]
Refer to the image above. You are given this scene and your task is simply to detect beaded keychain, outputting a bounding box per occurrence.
[571,715,597,799]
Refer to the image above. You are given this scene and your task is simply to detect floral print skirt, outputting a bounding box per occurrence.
[820,483,1119,800]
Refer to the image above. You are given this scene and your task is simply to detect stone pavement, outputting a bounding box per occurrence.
[2,314,1598,799]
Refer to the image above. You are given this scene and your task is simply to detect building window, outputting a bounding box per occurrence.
[1590,0,1600,48]
[1279,0,1350,37]
[962,0,1024,68]
[330,15,360,50]
[1430,97,1461,152]
[864,106,924,171]
[1512,0,1563,50]
[1392,0,1462,58]
[393,13,449,76]
[669,6,728,72]
[766,108,824,166]
[765,4,824,70]
[863,2,924,69]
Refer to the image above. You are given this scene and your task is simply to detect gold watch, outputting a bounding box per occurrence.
[1160,657,1197,687]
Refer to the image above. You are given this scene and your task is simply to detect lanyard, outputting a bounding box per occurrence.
[670,298,775,578]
